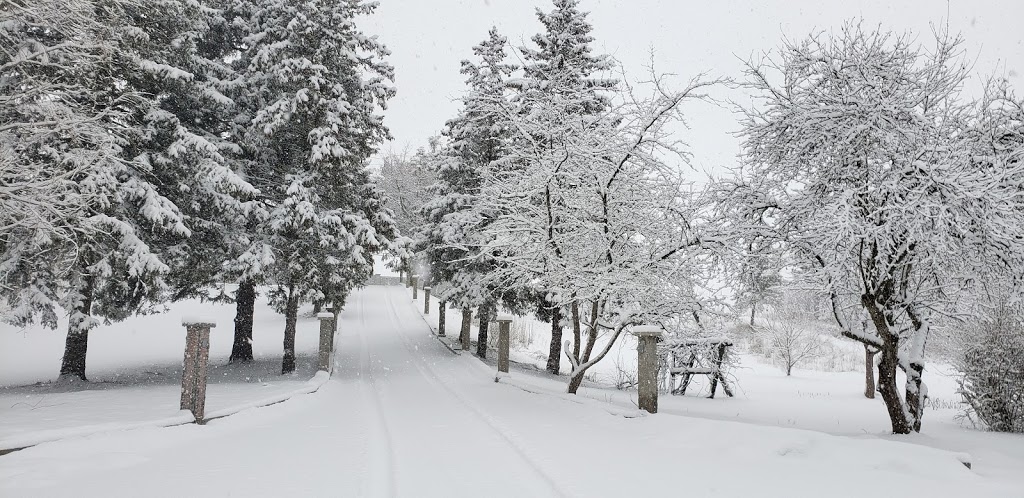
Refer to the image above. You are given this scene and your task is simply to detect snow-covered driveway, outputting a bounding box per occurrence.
[0,286,1012,497]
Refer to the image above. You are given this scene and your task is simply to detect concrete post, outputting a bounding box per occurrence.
[632,325,664,414]
[412,276,419,300]
[438,299,447,337]
[317,312,335,372]
[180,318,215,424]
[423,287,431,314]
[496,314,513,377]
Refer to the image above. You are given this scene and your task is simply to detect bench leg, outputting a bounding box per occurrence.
[679,373,694,395]
[719,373,734,397]
[708,373,719,399]
[708,343,728,399]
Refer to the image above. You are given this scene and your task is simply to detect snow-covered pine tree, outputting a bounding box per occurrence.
[231,0,396,374]
[2,0,257,380]
[0,0,130,335]
[129,0,259,304]
[727,23,1024,433]
[419,27,517,356]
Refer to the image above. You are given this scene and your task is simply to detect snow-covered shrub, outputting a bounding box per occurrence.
[958,308,1024,433]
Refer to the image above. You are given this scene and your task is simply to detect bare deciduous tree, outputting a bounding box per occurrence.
[756,314,824,376]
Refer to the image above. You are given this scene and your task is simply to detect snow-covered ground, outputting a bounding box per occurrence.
[416,287,1024,494]
[0,289,323,449]
[2,285,1019,497]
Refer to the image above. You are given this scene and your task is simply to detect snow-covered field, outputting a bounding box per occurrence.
[0,289,324,449]
[1,284,1022,497]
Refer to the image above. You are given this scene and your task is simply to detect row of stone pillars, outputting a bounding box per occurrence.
[179,311,337,424]
[408,279,665,414]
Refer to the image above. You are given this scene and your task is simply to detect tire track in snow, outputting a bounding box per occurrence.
[357,289,398,498]
[380,287,568,498]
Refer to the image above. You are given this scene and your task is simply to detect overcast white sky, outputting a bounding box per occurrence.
[365,0,1023,178]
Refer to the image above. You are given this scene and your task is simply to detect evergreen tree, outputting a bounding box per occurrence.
[420,28,516,358]
[517,0,616,112]
[231,0,397,373]
[0,0,132,335]
[2,0,257,380]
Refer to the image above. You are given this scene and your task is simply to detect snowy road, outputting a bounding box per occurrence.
[0,285,1013,497]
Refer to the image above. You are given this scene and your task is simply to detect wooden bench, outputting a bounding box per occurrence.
[661,338,734,398]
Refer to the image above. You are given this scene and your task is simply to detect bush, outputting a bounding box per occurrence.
[755,314,825,376]
[958,308,1024,433]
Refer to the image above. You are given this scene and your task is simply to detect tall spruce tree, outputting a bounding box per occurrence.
[231,0,397,373]
[1,0,132,336]
[420,28,516,357]
[2,0,257,380]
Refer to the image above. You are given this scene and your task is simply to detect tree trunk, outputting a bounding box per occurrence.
[876,343,911,433]
[230,280,256,363]
[567,368,586,394]
[59,275,95,381]
[460,306,472,351]
[281,283,299,374]
[786,363,792,376]
[581,301,598,363]
[905,361,926,432]
[546,305,563,375]
[750,305,756,327]
[571,301,581,361]
[476,302,490,358]
[863,296,913,434]
[864,344,876,399]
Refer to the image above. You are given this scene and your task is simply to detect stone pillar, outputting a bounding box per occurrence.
[496,314,513,376]
[180,319,215,424]
[317,312,335,372]
[423,287,431,314]
[632,325,664,414]
[412,276,419,300]
[438,299,447,337]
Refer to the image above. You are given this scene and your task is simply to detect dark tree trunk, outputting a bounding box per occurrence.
[581,301,599,363]
[59,275,95,381]
[876,342,910,433]
[476,303,490,359]
[460,306,472,351]
[864,344,876,399]
[230,280,256,363]
[568,368,585,394]
[750,306,756,327]
[567,302,601,394]
[546,305,563,375]
[863,298,912,433]
[571,301,581,361]
[906,362,925,432]
[281,283,299,374]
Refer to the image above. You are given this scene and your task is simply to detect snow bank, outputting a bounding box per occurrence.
[0,410,196,454]
[203,371,330,421]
